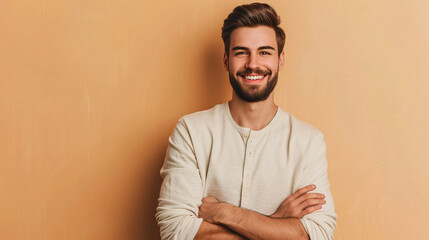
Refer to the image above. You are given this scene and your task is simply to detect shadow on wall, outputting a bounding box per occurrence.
[126,26,229,240]
[127,140,166,240]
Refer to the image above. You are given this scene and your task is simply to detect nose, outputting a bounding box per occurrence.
[245,53,259,70]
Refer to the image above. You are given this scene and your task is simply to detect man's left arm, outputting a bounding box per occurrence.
[296,131,337,240]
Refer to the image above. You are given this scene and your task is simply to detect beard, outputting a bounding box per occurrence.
[229,68,278,103]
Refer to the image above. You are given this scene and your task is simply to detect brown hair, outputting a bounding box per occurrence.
[221,3,286,57]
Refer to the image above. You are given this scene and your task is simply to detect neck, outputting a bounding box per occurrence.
[228,92,278,131]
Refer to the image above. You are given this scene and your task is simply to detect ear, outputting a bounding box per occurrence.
[223,52,229,71]
[278,51,285,71]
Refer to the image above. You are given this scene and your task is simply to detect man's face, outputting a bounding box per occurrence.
[225,26,285,102]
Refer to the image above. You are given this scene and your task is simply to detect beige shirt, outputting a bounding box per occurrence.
[156,103,337,240]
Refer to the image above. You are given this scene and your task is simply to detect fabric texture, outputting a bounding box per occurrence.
[156,102,337,240]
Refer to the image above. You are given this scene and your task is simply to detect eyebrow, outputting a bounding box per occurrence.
[231,46,276,51]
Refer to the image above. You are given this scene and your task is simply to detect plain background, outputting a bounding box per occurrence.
[1,0,428,239]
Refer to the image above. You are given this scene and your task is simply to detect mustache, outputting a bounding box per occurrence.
[237,68,271,76]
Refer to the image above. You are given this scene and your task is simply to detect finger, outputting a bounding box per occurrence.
[295,193,325,205]
[289,185,316,200]
[298,198,326,210]
[301,204,322,217]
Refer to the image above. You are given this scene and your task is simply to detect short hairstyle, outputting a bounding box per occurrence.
[221,3,286,57]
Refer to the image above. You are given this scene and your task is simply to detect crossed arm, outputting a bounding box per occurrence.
[194,185,326,240]
[157,121,336,239]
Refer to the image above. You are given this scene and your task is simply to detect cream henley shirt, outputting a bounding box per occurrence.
[156,102,337,240]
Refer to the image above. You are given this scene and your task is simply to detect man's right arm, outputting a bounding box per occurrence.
[156,120,205,240]
[156,120,246,240]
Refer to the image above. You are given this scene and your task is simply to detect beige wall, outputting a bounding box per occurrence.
[1,0,428,239]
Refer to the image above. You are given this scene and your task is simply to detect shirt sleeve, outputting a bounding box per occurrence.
[155,120,204,240]
[298,131,337,240]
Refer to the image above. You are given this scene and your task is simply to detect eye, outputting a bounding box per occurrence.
[235,51,248,56]
[260,51,271,55]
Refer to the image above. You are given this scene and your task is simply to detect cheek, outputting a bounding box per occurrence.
[229,61,246,72]
[265,62,280,72]
[260,58,278,67]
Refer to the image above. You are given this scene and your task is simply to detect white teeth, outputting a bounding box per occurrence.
[244,75,264,80]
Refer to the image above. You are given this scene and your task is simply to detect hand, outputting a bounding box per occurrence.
[270,185,326,219]
[198,196,223,224]
[197,197,248,240]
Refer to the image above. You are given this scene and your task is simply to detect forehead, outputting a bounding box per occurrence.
[229,26,277,50]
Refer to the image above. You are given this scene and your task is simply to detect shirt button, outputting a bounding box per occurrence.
[244,133,248,137]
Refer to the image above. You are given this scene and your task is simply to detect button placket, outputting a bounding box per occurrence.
[245,132,256,207]
[240,130,253,207]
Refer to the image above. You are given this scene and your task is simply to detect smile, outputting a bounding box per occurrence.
[240,74,268,83]
[244,75,265,80]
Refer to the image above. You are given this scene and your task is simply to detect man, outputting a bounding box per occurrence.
[156,3,337,240]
